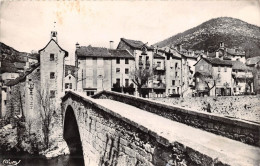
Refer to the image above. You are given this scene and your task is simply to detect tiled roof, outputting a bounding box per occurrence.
[5,63,40,86]
[204,57,232,66]
[108,49,134,59]
[76,45,111,58]
[120,38,153,50]
[246,56,260,66]
[158,48,181,59]
[219,47,245,56]
[194,71,211,77]
[14,62,26,69]
[153,53,165,59]
[39,39,68,57]
[231,61,251,71]
[65,65,77,77]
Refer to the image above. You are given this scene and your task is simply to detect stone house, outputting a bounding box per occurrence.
[194,57,233,96]
[246,56,260,94]
[213,42,246,63]
[75,44,135,96]
[4,63,40,120]
[64,65,77,92]
[152,51,166,97]
[231,60,254,95]
[3,30,68,121]
[162,48,182,96]
[39,31,68,110]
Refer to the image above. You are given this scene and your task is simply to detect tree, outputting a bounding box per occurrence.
[200,74,220,96]
[37,88,54,149]
[130,67,153,97]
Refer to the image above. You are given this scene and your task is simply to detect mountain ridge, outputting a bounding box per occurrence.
[155,17,260,58]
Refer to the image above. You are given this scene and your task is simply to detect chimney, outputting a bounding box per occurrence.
[216,51,219,58]
[109,41,114,49]
[76,42,80,49]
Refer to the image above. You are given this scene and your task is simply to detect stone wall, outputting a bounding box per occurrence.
[154,95,260,122]
[62,92,231,166]
[92,91,260,147]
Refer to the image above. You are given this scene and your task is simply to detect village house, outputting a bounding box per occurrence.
[152,50,166,97]
[75,42,135,96]
[39,30,68,110]
[160,48,182,96]
[210,42,246,63]
[194,57,233,96]
[231,60,254,95]
[246,56,260,94]
[64,65,77,92]
[116,38,155,97]
[3,30,69,122]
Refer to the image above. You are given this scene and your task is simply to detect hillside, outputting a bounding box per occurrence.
[0,42,29,62]
[155,17,260,58]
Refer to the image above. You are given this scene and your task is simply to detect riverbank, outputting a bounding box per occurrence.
[0,115,70,159]
[0,150,83,166]
[153,95,260,122]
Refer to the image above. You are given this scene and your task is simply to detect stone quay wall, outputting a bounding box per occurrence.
[62,92,231,166]
[93,91,260,147]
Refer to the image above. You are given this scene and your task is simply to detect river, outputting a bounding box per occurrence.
[0,151,84,166]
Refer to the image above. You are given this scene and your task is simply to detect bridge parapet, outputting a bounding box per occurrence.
[93,91,260,147]
[61,91,260,166]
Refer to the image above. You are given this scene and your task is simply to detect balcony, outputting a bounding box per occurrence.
[232,72,253,79]
[139,61,143,66]
[146,60,150,66]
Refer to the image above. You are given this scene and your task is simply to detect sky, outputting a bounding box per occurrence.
[1,0,260,63]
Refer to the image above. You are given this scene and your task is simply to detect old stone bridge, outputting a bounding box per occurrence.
[61,90,260,166]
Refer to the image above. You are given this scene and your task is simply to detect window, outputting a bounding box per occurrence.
[29,79,32,81]
[157,62,161,67]
[125,68,129,74]
[30,89,33,95]
[125,79,129,87]
[4,100,7,105]
[50,54,54,61]
[175,63,178,69]
[218,74,221,82]
[116,79,120,85]
[65,83,72,89]
[116,68,120,73]
[50,72,55,79]
[224,66,227,72]
[87,91,94,96]
[50,90,55,98]
[139,56,142,61]
[172,80,175,86]
[175,72,178,77]
[116,58,120,64]
[218,66,221,72]
[125,58,129,64]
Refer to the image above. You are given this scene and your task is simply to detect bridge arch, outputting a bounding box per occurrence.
[63,105,85,165]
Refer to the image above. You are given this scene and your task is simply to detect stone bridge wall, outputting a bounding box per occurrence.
[93,91,260,147]
[61,92,230,166]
